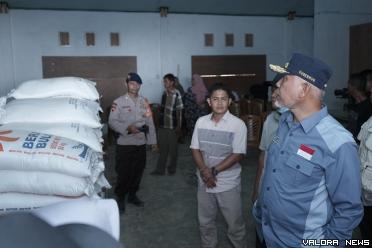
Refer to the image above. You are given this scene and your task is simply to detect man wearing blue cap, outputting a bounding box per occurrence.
[109,72,157,213]
[253,53,363,247]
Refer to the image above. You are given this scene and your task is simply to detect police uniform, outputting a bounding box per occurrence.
[108,93,156,202]
[253,54,363,247]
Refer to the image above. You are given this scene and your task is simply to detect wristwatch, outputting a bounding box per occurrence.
[211,167,219,176]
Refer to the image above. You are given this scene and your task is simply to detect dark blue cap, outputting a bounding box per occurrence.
[272,74,284,85]
[269,53,332,89]
[126,72,142,84]
[265,74,284,87]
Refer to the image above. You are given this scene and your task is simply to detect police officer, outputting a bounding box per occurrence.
[253,54,363,247]
[108,72,157,213]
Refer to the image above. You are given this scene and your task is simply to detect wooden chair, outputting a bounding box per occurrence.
[239,99,249,116]
[260,111,269,124]
[229,102,240,117]
[251,99,264,115]
[240,114,262,148]
[239,99,264,116]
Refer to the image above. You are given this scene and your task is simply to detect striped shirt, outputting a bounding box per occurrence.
[159,89,183,129]
[190,111,247,193]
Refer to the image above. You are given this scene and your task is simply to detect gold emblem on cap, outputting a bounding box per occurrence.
[269,64,288,74]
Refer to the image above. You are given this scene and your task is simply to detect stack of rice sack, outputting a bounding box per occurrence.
[0,77,110,212]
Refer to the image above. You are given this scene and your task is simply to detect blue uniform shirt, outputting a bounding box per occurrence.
[253,106,363,247]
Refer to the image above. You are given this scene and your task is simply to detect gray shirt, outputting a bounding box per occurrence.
[190,111,247,193]
[108,93,156,146]
[358,116,372,206]
[259,111,281,151]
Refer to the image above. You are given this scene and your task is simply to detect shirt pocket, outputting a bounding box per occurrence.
[280,154,324,189]
[119,107,134,120]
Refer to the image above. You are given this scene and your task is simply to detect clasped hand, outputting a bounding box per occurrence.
[200,167,216,188]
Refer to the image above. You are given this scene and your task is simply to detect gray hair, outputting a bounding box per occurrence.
[309,83,325,101]
[295,76,325,101]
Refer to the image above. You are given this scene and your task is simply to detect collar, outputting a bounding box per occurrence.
[124,93,140,102]
[166,88,177,95]
[273,111,281,121]
[209,110,231,123]
[283,105,328,133]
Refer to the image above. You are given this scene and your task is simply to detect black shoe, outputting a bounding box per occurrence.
[116,198,125,213]
[150,170,165,176]
[128,195,144,207]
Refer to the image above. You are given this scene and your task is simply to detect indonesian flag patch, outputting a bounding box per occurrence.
[297,144,315,160]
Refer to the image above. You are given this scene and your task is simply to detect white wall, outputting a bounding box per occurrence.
[0,10,313,103]
[314,0,372,114]
[161,14,313,86]
[7,10,161,101]
[0,14,15,96]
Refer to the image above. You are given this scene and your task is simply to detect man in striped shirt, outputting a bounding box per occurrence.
[191,83,247,248]
[151,73,184,175]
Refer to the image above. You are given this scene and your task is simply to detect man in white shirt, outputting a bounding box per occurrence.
[358,116,372,241]
[190,83,247,248]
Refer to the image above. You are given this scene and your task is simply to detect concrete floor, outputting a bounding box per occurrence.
[104,139,260,248]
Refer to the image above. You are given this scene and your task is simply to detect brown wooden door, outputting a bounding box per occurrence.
[42,56,137,121]
[191,55,266,97]
[349,22,372,74]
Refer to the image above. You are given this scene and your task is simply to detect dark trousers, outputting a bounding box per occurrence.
[255,231,267,248]
[115,144,146,200]
[360,206,372,241]
[155,128,178,173]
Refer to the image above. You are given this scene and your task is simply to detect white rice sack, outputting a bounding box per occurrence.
[0,193,91,213]
[0,129,104,180]
[0,123,103,153]
[8,77,99,100]
[0,97,102,128]
[33,199,120,240]
[0,170,109,196]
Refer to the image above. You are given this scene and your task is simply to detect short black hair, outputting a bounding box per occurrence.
[163,73,176,82]
[208,82,232,99]
[348,73,367,92]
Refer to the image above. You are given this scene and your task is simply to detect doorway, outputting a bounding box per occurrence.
[42,56,137,121]
[191,55,266,97]
[349,22,372,74]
